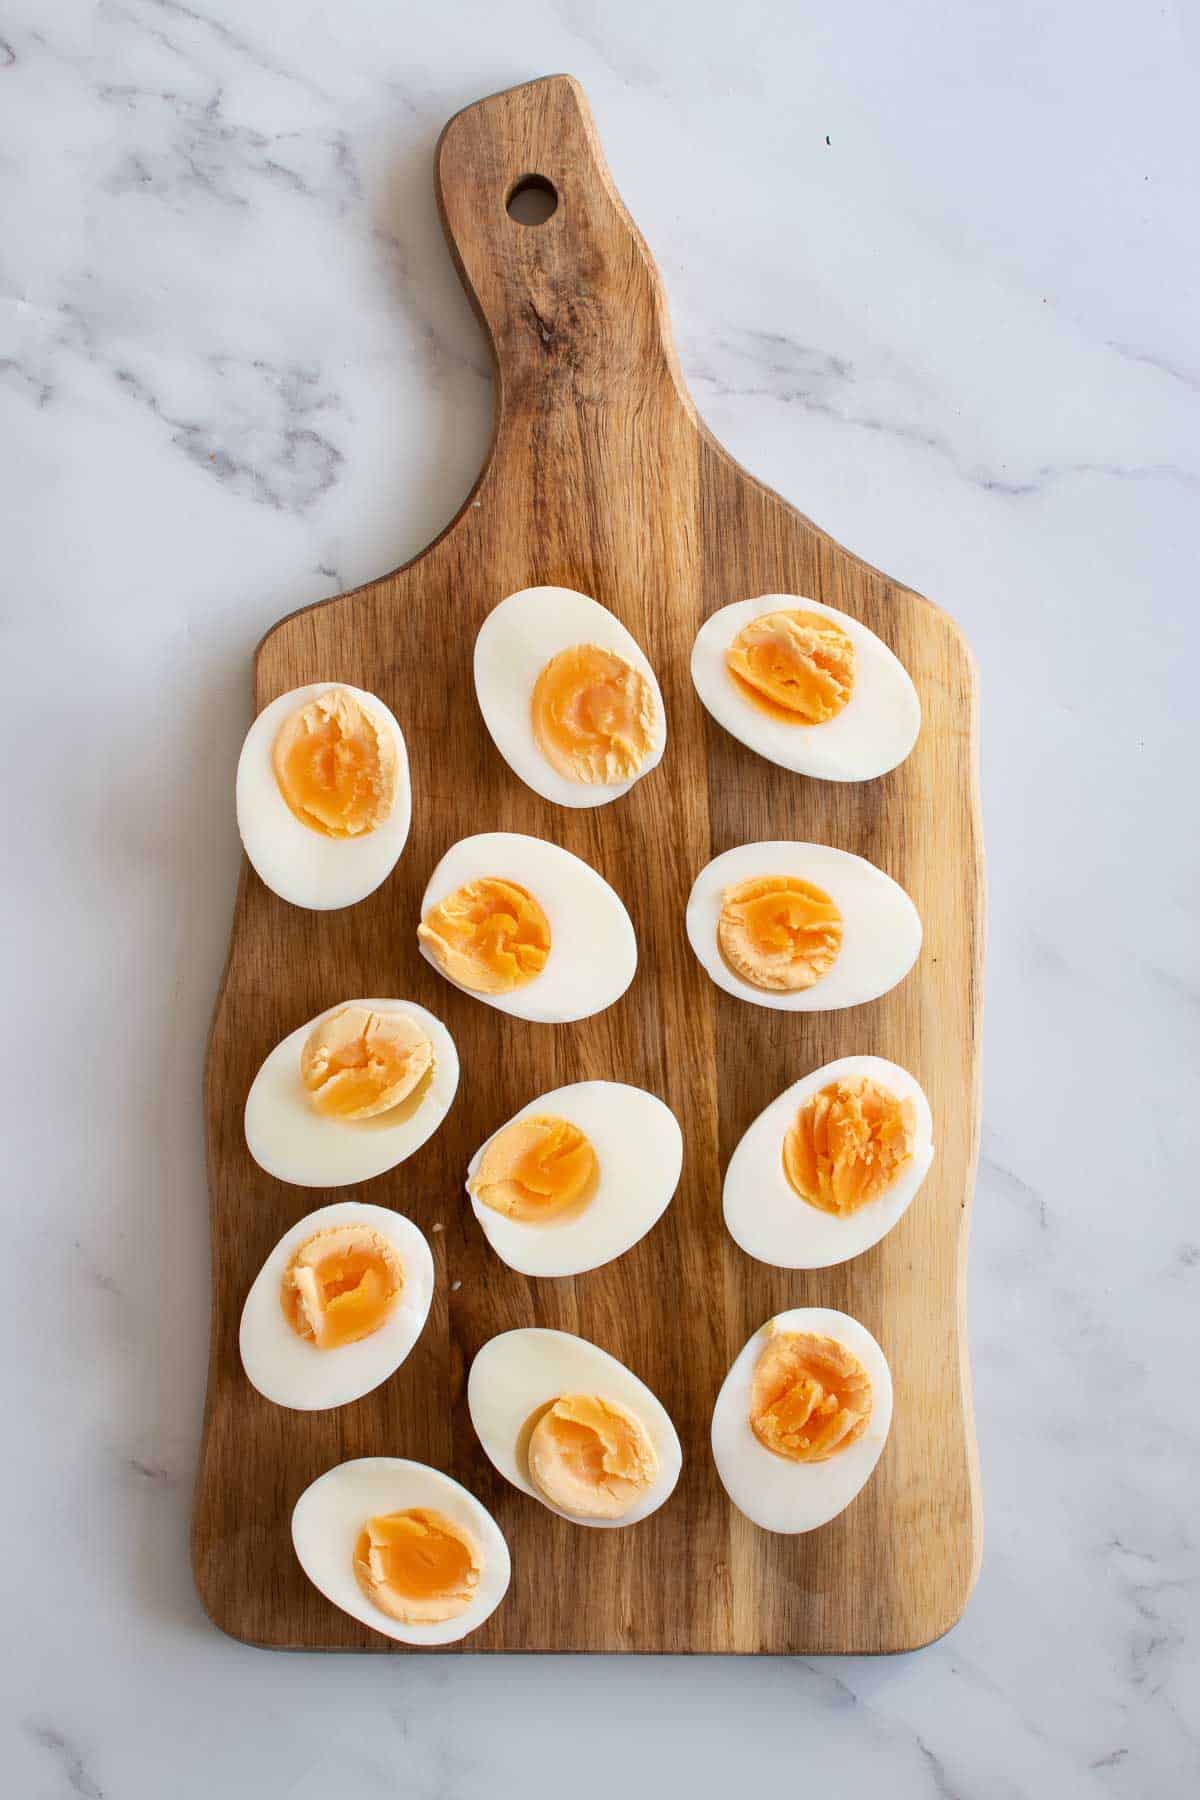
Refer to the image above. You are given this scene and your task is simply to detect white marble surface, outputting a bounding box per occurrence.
[3,2,1198,1794]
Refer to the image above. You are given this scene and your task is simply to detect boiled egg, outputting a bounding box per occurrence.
[417,833,636,1023]
[466,1081,682,1277]
[292,1457,510,1645]
[686,841,921,1011]
[239,1200,434,1410]
[724,1055,934,1269]
[474,586,666,807]
[236,683,411,908]
[468,1329,682,1527]
[711,1308,893,1532]
[691,596,920,780]
[244,998,459,1187]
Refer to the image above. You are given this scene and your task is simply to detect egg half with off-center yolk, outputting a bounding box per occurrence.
[236,684,412,909]
[468,1329,683,1527]
[417,833,637,1023]
[711,1308,893,1533]
[473,586,667,807]
[292,1457,511,1645]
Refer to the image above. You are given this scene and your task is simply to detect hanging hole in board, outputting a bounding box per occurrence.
[507,175,559,227]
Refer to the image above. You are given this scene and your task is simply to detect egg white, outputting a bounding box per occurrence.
[244,998,460,1188]
[724,1055,934,1270]
[711,1308,893,1533]
[236,682,412,910]
[691,596,920,781]
[468,1329,682,1529]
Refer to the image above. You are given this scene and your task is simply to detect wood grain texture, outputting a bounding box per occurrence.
[192,74,983,1654]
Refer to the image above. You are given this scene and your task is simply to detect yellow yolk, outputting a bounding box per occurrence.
[525,1394,658,1519]
[353,1508,481,1624]
[726,610,855,724]
[280,1225,404,1350]
[718,875,843,992]
[530,643,657,784]
[272,687,397,837]
[418,878,551,994]
[468,1115,599,1221]
[783,1076,916,1215]
[300,1006,434,1121]
[749,1329,873,1463]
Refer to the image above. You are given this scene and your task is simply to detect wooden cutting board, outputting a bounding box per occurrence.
[192,73,983,1654]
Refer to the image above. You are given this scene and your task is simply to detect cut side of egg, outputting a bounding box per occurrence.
[239,1200,434,1410]
[236,683,412,909]
[292,1457,511,1645]
[474,586,667,807]
[686,841,921,1012]
[691,596,920,781]
[724,1055,934,1269]
[468,1329,682,1528]
[417,833,637,1023]
[244,998,459,1188]
[466,1081,682,1277]
[711,1308,893,1533]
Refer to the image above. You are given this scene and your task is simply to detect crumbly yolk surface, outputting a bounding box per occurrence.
[418,878,551,994]
[718,875,843,992]
[272,687,397,837]
[300,1006,434,1120]
[526,1394,658,1519]
[726,610,855,725]
[280,1225,404,1350]
[531,643,657,784]
[353,1508,481,1625]
[750,1330,872,1463]
[469,1115,599,1221]
[783,1076,916,1215]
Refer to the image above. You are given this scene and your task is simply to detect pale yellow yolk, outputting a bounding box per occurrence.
[726,610,855,724]
[300,1006,434,1120]
[280,1225,404,1350]
[353,1508,481,1624]
[272,687,397,837]
[783,1076,916,1215]
[525,1394,658,1519]
[531,643,657,784]
[468,1115,599,1221]
[749,1330,872,1463]
[418,878,551,994]
[718,875,843,992]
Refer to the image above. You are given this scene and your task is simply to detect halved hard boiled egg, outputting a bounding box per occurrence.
[711,1308,893,1532]
[691,596,920,781]
[724,1055,934,1269]
[468,1329,682,1527]
[236,684,411,908]
[686,841,921,1011]
[292,1457,510,1645]
[245,998,459,1187]
[418,833,637,1023]
[239,1200,434,1410]
[465,1081,682,1277]
[474,586,666,807]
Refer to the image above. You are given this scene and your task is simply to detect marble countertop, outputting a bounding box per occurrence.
[4,2,1197,1794]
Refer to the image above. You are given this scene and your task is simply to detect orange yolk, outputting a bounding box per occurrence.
[468,1115,599,1221]
[280,1225,404,1350]
[531,643,657,784]
[417,878,551,994]
[726,610,855,724]
[300,1006,434,1120]
[783,1076,916,1215]
[718,875,843,992]
[353,1508,481,1625]
[525,1394,658,1519]
[272,687,397,837]
[749,1330,872,1462]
